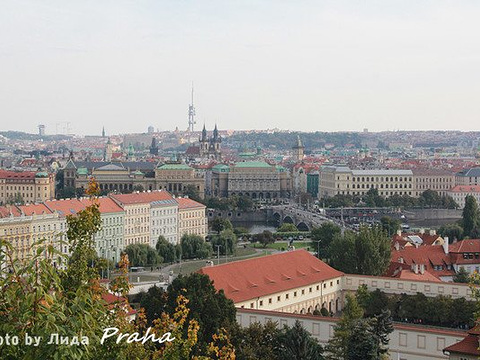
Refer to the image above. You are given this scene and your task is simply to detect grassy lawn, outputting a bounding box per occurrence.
[255,241,312,251]
[173,247,273,275]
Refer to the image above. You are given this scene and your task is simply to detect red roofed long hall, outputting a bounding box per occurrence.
[199,249,344,314]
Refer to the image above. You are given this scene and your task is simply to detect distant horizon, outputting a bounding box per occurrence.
[2,127,480,138]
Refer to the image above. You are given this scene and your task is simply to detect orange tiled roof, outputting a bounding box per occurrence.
[79,197,123,213]
[44,199,86,217]
[443,334,480,356]
[176,197,205,210]
[18,203,52,216]
[110,190,175,205]
[0,205,22,218]
[198,250,343,303]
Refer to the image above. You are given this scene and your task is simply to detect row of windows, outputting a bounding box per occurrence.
[351,176,412,182]
[250,280,341,308]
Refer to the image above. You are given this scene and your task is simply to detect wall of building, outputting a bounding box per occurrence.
[236,308,466,360]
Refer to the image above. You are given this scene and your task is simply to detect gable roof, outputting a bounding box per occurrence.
[44,199,86,217]
[177,197,205,210]
[198,250,343,303]
[110,191,176,206]
[79,197,123,213]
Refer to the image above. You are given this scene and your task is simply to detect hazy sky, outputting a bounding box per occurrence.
[1,1,480,135]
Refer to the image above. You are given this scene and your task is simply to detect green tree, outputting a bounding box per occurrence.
[156,235,178,263]
[211,217,233,234]
[275,320,324,360]
[453,267,470,283]
[325,293,364,359]
[463,195,480,238]
[252,230,275,248]
[124,243,162,267]
[277,223,298,232]
[232,321,280,360]
[311,222,341,259]
[0,180,147,359]
[180,234,212,259]
[237,195,254,211]
[211,229,237,255]
[439,223,464,241]
[328,231,357,273]
[328,226,391,276]
[380,216,400,237]
[355,226,391,276]
[184,184,203,203]
[165,273,237,356]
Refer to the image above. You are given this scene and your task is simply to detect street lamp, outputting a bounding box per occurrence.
[215,245,222,265]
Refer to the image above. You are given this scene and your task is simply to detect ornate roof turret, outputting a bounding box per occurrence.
[213,124,219,139]
[201,124,207,141]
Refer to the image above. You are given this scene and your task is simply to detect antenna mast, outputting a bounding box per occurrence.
[188,83,196,132]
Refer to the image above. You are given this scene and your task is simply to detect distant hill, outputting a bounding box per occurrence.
[0,131,71,141]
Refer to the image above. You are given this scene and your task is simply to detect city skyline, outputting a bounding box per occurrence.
[1,1,480,135]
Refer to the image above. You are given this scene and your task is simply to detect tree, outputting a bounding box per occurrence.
[438,223,464,241]
[275,320,324,360]
[328,231,358,274]
[211,229,237,255]
[180,234,212,259]
[311,222,341,259]
[252,230,275,248]
[354,226,391,276]
[463,195,480,238]
[211,217,233,234]
[184,184,203,203]
[133,184,144,192]
[328,226,391,276]
[124,243,162,267]
[237,195,254,211]
[277,223,298,232]
[325,293,364,359]
[164,273,237,356]
[0,179,148,359]
[380,216,400,237]
[156,235,179,263]
[453,267,470,283]
[232,321,280,360]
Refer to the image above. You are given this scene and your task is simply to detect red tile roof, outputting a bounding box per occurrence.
[443,333,480,356]
[45,199,86,217]
[395,269,442,282]
[0,169,36,179]
[450,239,480,253]
[198,250,343,303]
[18,203,52,216]
[177,197,205,210]
[450,185,480,193]
[390,245,454,278]
[110,190,175,205]
[0,205,22,218]
[79,197,123,213]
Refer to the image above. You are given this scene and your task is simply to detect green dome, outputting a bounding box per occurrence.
[35,172,48,177]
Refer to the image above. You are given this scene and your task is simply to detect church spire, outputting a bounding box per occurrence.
[102,126,105,138]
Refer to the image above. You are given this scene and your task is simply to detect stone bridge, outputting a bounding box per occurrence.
[268,206,336,231]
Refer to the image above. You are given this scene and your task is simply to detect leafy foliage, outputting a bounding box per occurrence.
[328,226,391,276]
[210,229,237,255]
[310,223,341,259]
[251,230,275,248]
[211,218,233,234]
[124,243,163,267]
[156,236,180,263]
[180,234,212,259]
[277,223,298,232]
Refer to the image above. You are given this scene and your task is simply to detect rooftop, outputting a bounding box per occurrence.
[198,250,343,303]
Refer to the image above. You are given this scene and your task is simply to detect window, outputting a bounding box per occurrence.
[285,294,289,300]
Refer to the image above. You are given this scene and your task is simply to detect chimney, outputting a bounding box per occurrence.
[443,237,449,254]
[419,228,425,235]
[411,263,419,274]
[398,257,404,264]
[396,230,402,236]
[420,264,425,274]
[394,242,400,251]
[429,229,436,236]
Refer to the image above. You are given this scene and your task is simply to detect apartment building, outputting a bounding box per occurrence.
[177,197,207,240]
[447,185,480,209]
[79,197,124,263]
[319,165,414,198]
[0,169,55,205]
[412,168,455,197]
[455,167,480,186]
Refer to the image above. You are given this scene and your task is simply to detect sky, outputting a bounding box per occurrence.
[0,0,479,135]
